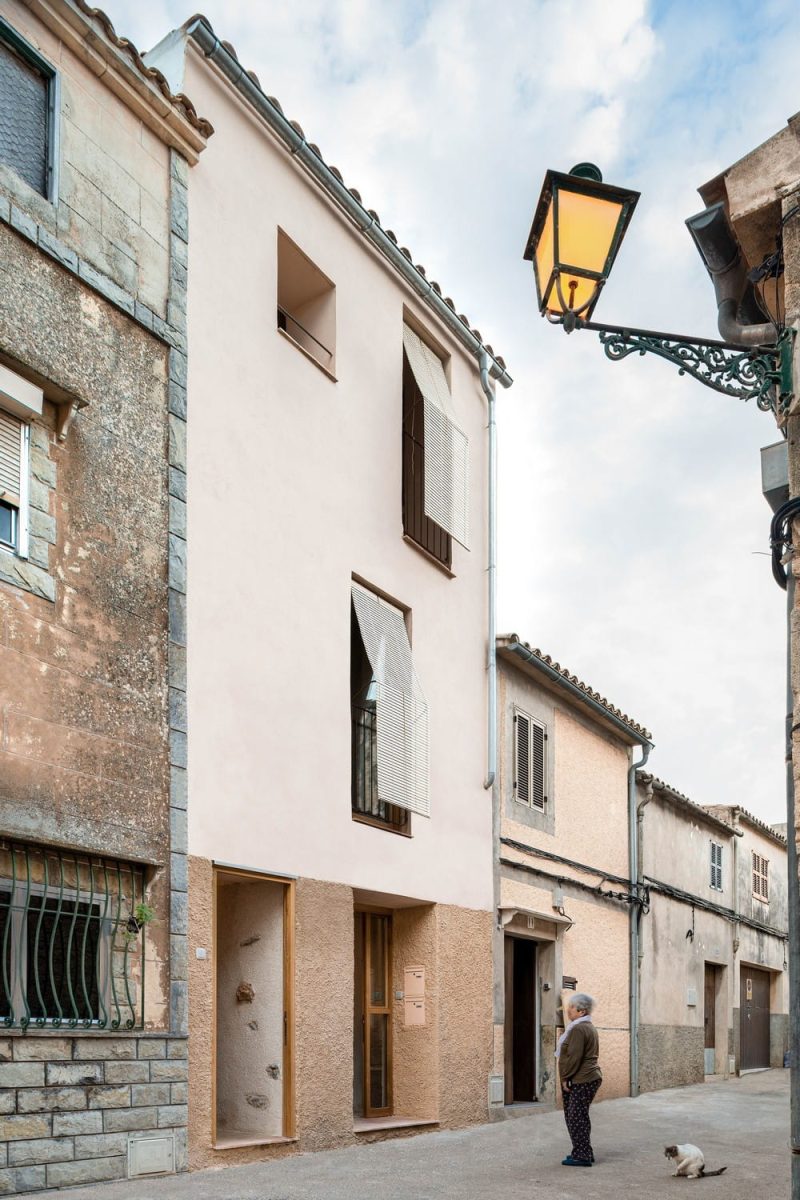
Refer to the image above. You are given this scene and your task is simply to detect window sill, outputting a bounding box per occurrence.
[277,327,337,381]
[353,1116,438,1134]
[402,534,454,578]
[212,1135,296,1150]
[352,812,413,838]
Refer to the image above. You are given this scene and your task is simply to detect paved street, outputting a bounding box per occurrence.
[30,1070,788,1200]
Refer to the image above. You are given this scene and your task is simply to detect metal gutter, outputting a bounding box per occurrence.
[628,743,650,1098]
[185,17,513,389]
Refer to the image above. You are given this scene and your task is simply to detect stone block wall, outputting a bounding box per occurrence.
[639,1024,705,1093]
[0,1035,187,1193]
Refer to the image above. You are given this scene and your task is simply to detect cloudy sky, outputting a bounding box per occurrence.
[116,0,800,823]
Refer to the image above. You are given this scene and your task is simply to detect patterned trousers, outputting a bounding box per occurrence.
[562,1078,601,1162]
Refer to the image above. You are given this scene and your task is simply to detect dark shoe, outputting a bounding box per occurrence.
[562,1156,592,1167]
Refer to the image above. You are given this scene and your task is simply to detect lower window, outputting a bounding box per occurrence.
[0,839,146,1029]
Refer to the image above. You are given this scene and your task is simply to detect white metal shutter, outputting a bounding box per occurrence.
[351,585,429,817]
[514,712,530,805]
[402,325,470,549]
[710,843,722,890]
[0,409,22,503]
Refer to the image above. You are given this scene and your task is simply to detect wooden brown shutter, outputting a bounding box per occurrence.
[514,712,530,805]
[531,721,546,809]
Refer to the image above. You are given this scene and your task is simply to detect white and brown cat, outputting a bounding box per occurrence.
[665,1145,727,1178]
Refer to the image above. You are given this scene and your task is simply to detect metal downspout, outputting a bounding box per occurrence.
[785,565,800,1197]
[480,351,497,792]
[629,744,651,1098]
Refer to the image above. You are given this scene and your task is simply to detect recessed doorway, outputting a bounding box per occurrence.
[504,936,537,1103]
[354,910,392,1117]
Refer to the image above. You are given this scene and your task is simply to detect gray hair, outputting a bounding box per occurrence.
[571,992,594,1014]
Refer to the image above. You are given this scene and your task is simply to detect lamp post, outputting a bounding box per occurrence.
[526,163,798,1191]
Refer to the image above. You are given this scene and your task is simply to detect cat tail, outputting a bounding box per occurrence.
[700,1166,727,1177]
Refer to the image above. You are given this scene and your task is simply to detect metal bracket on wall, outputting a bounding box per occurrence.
[574,320,795,415]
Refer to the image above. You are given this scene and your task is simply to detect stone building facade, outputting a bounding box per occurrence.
[0,1,209,1191]
[637,777,788,1092]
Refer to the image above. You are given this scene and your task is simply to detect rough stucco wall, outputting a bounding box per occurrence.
[0,221,170,962]
[392,904,438,1121]
[639,1026,705,1093]
[0,0,171,315]
[435,906,492,1128]
[216,880,283,1140]
[560,894,629,1100]
[770,1013,789,1067]
[188,856,217,1171]
[294,878,353,1150]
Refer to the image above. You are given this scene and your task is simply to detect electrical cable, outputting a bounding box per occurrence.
[770,497,800,590]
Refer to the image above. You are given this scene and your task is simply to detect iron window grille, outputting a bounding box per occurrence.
[0,18,59,201]
[513,708,546,809]
[710,842,723,891]
[0,839,147,1030]
[752,851,769,902]
[351,703,410,833]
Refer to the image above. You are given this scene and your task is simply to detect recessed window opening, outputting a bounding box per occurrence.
[0,408,29,556]
[277,230,335,372]
[0,19,58,200]
[513,708,546,810]
[0,839,146,1029]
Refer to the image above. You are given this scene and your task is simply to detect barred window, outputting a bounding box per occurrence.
[710,842,723,890]
[752,852,769,902]
[0,19,57,200]
[0,840,146,1029]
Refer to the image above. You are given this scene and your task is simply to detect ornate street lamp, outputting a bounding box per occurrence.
[524,164,794,414]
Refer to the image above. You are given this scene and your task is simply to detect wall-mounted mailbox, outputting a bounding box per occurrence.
[404,966,425,998]
[404,998,425,1026]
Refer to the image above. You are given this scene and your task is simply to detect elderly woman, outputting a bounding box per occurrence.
[556,992,602,1167]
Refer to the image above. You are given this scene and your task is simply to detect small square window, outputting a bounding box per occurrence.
[277,230,335,373]
[0,19,58,200]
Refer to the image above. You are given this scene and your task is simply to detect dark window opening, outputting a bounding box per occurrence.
[402,351,452,568]
[0,27,52,197]
[350,605,409,834]
[0,499,17,550]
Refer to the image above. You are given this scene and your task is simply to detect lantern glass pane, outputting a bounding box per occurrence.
[534,196,555,306]
[559,189,623,274]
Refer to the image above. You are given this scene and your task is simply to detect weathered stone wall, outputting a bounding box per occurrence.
[770,1013,789,1068]
[0,1033,187,1193]
[639,1025,705,1093]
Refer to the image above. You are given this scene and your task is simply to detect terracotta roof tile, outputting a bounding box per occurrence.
[73,1,213,137]
[637,773,737,834]
[498,634,652,741]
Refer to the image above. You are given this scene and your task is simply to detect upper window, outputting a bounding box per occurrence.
[752,851,769,902]
[0,19,57,200]
[0,406,29,556]
[350,582,429,827]
[402,324,469,566]
[513,707,546,809]
[710,841,723,890]
[0,839,146,1029]
[276,230,335,374]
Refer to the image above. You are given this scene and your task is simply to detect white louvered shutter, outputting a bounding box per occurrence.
[0,409,22,504]
[710,843,722,890]
[351,586,429,817]
[402,325,470,549]
[514,712,530,805]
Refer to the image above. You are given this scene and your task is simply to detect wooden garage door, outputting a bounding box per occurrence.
[740,966,770,1070]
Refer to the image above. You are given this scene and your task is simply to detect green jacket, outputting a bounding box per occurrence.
[558,1021,602,1085]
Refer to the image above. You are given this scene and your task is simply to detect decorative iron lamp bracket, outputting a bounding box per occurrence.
[562,314,795,416]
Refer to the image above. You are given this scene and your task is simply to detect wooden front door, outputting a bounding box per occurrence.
[703,964,717,1075]
[504,937,536,1104]
[354,912,392,1117]
[740,966,770,1070]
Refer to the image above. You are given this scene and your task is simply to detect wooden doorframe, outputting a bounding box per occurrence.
[211,866,296,1145]
[355,908,393,1118]
[503,934,538,1105]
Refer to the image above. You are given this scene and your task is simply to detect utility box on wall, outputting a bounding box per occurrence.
[403,965,425,1026]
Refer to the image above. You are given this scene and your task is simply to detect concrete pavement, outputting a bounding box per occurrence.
[29,1070,788,1200]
